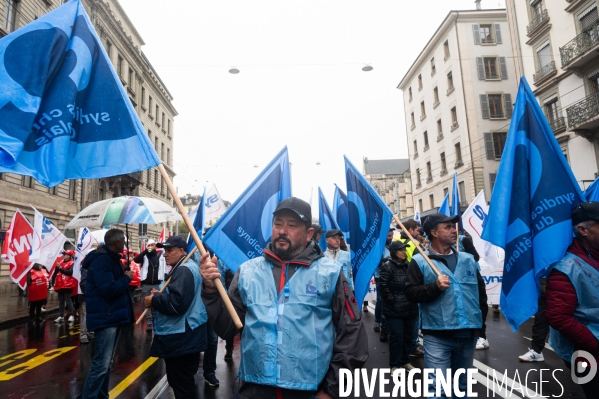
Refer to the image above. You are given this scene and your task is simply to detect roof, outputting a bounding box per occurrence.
[363,158,410,175]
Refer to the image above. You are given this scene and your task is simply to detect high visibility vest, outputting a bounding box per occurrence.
[128,261,141,287]
[28,269,48,302]
[398,237,418,262]
[54,260,77,291]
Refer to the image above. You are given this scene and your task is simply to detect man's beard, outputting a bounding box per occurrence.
[272,236,305,261]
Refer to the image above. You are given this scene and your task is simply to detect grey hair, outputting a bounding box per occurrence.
[104,229,125,246]
[574,220,596,238]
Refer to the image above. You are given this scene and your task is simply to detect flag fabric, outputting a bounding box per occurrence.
[438,193,450,216]
[203,147,291,272]
[451,173,460,217]
[584,177,599,201]
[344,155,394,309]
[29,206,68,269]
[318,187,340,251]
[0,0,160,187]
[1,210,34,289]
[462,190,505,304]
[72,227,94,294]
[414,203,421,225]
[333,184,351,243]
[482,77,586,331]
[203,184,227,226]
[157,227,166,253]
[188,186,206,253]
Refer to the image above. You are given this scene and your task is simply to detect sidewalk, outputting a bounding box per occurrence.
[0,289,60,328]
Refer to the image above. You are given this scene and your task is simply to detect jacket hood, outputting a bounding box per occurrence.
[263,240,324,266]
[81,246,120,270]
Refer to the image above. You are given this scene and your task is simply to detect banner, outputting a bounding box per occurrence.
[0,0,160,187]
[72,227,94,294]
[203,184,227,225]
[344,156,393,309]
[29,206,67,269]
[333,184,351,243]
[1,210,34,289]
[462,190,504,304]
[188,186,206,253]
[482,77,585,331]
[318,187,340,252]
[203,147,291,272]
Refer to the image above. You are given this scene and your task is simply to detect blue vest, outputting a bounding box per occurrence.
[326,250,353,290]
[237,256,340,390]
[413,251,482,330]
[153,259,207,335]
[548,253,599,361]
[458,235,465,252]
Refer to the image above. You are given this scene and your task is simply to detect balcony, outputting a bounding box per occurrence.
[447,86,455,95]
[416,182,422,189]
[450,121,459,131]
[560,21,599,69]
[566,92,599,130]
[420,114,427,121]
[437,133,444,141]
[454,160,464,169]
[410,123,416,131]
[423,144,430,152]
[413,152,419,159]
[440,168,448,176]
[426,176,433,183]
[549,116,567,133]
[433,100,440,109]
[533,61,557,85]
[527,10,549,37]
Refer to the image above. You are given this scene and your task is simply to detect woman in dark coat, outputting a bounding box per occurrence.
[379,240,419,371]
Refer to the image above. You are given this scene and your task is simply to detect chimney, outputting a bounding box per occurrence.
[475,0,481,10]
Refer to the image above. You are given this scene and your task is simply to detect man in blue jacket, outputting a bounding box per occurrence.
[81,229,133,399]
[144,236,207,399]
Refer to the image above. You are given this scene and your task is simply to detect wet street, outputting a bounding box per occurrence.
[0,300,588,398]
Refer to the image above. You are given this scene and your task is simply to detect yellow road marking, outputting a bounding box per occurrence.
[108,357,159,399]
[0,347,76,381]
[0,349,37,368]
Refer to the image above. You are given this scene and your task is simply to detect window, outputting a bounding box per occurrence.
[22,176,33,188]
[443,187,449,197]
[167,119,171,135]
[545,98,560,122]
[489,173,497,193]
[410,112,415,128]
[488,94,504,118]
[455,142,463,166]
[536,43,552,69]
[426,162,432,182]
[484,132,507,159]
[146,169,151,187]
[155,105,160,123]
[423,131,429,149]
[450,106,458,128]
[3,0,17,32]
[154,170,158,191]
[117,55,123,78]
[478,57,501,79]
[447,71,454,93]
[99,181,107,200]
[128,68,134,87]
[420,101,426,120]
[418,74,423,90]
[161,143,165,160]
[49,185,57,195]
[167,148,171,166]
[440,152,447,172]
[458,181,466,203]
[429,194,434,209]
[433,87,439,105]
[473,23,502,45]
[105,41,112,59]
[480,93,512,119]
[162,112,165,128]
[409,87,413,102]
[416,168,422,187]
[579,5,598,33]
[413,139,418,155]
[141,87,146,107]
[437,119,443,135]
[531,0,545,17]
[480,24,494,43]
[431,57,436,75]
[443,40,450,60]
[69,180,77,201]
[161,176,165,196]
[418,199,423,213]
[155,137,159,151]
[591,73,599,94]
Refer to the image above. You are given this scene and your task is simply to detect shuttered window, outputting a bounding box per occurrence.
[536,43,552,69]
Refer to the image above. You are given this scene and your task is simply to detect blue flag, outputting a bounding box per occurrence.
[333,184,351,243]
[438,193,450,216]
[203,147,291,272]
[0,0,160,187]
[451,172,460,217]
[318,187,340,251]
[344,156,393,309]
[584,178,599,201]
[482,77,585,331]
[188,187,206,253]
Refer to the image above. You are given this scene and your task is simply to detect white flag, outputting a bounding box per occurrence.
[29,206,68,270]
[203,184,227,226]
[461,190,505,304]
[414,202,421,225]
[72,227,94,295]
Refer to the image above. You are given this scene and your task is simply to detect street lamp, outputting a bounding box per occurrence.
[362,64,373,72]
[229,67,240,74]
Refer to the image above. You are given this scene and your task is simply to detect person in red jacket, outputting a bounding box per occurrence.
[52,250,77,324]
[27,263,49,322]
[123,250,141,302]
[546,201,599,398]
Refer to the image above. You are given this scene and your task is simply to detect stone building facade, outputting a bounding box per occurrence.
[362,158,413,219]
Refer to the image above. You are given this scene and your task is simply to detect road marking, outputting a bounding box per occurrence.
[0,349,37,368]
[522,336,554,353]
[109,356,158,399]
[0,347,76,381]
[144,374,168,399]
[474,359,540,398]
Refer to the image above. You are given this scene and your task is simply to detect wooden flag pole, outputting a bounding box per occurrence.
[150,164,243,329]
[135,246,198,324]
[393,215,441,277]
[456,222,459,251]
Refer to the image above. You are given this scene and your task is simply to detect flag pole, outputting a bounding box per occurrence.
[393,215,441,277]
[157,164,243,329]
[135,245,197,324]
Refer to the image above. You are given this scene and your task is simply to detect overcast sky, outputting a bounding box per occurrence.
[119,0,506,207]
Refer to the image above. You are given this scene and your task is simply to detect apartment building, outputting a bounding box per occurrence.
[362,158,413,218]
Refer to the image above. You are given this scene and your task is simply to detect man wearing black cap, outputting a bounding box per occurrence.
[405,212,487,398]
[546,202,599,398]
[200,197,367,399]
[143,236,208,399]
[323,229,353,291]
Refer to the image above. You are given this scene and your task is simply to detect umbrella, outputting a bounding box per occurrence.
[65,196,182,230]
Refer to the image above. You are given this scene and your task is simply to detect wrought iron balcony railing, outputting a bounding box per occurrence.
[560,21,599,67]
[527,9,549,35]
[566,92,599,128]
[533,61,556,83]
[549,116,566,132]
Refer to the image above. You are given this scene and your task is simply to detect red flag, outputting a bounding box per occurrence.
[1,210,34,289]
[157,227,166,253]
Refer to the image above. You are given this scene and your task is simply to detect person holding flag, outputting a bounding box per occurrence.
[52,250,77,324]
[200,197,367,399]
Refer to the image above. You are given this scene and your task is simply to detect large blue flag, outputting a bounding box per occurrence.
[482,77,585,331]
[318,187,340,251]
[584,177,599,201]
[333,184,350,243]
[344,156,393,309]
[0,0,159,187]
[188,186,206,253]
[438,193,450,216]
[203,147,291,272]
[451,172,460,217]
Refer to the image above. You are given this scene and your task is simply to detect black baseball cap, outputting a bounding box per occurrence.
[325,229,343,238]
[572,202,599,225]
[389,240,409,252]
[273,197,312,224]
[422,213,459,237]
[157,236,188,252]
